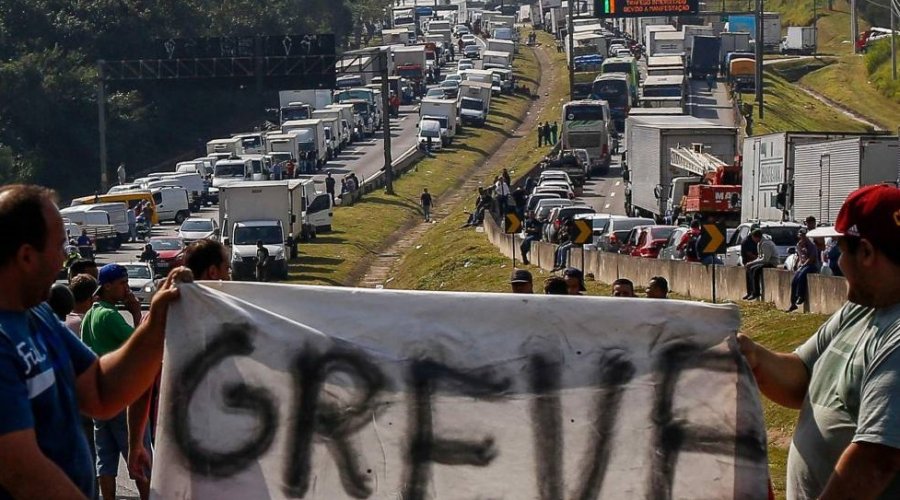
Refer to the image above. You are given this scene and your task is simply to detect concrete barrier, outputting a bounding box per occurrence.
[808,274,848,315]
[762,268,795,311]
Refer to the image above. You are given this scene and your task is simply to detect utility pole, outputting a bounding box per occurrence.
[892,0,897,80]
[97,61,109,192]
[755,0,765,118]
[567,0,575,100]
[379,50,395,195]
[813,0,818,56]
[850,0,859,53]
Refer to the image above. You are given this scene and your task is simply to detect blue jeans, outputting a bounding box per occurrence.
[790,264,819,305]
[521,234,540,261]
[555,242,573,268]
[94,411,152,477]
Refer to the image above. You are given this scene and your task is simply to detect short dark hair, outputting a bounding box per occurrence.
[69,274,98,303]
[48,284,74,321]
[184,239,227,278]
[0,185,55,267]
[649,276,669,293]
[751,229,763,239]
[69,259,98,280]
[613,278,634,289]
[543,276,568,295]
[690,220,701,229]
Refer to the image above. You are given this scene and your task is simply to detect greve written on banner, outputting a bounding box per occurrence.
[151,282,768,499]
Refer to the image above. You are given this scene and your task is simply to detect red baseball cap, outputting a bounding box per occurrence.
[807,184,900,253]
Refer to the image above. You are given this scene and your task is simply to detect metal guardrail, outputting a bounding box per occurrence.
[359,146,423,195]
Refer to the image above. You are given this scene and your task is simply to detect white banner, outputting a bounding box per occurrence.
[152,283,768,499]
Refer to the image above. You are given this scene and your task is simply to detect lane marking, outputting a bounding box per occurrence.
[610,192,616,197]
[615,181,620,187]
[604,203,611,209]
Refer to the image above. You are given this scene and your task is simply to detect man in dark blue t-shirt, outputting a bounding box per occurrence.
[0,185,183,499]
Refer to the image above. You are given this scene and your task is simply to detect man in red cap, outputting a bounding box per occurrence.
[738,184,900,498]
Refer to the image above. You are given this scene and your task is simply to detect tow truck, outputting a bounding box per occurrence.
[666,144,742,226]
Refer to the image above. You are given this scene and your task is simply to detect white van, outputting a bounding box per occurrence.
[150,187,192,224]
[145,172,207,211]
[417,119,443,151]
[60,203,129,239]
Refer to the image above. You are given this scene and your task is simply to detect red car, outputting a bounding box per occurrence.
[148,237,185,271]
[620,225,677,259]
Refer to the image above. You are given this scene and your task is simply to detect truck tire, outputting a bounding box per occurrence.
[174,211,189,225]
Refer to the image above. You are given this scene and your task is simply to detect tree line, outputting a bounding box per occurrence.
[0,0,391,199]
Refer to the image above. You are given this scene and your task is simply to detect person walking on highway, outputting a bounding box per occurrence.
[420,188,434,222]
[706,73,715,92]
[140,202,153,230]
[550,121,558,145]
[255,240,270,282]
[325,172,336,204]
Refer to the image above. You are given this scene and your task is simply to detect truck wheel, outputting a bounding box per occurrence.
[174,211,188,225]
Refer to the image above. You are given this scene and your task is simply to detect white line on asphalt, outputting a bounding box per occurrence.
[615,181,620,187]
[610,192,616,197]
[604,203,610,209]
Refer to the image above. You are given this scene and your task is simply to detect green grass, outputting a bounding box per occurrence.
[749,69,872,134]
[765,0,900,130]
[286,41,541,286]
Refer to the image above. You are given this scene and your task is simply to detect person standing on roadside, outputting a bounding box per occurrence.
[550,121,558,145]
[738,185,900,498]
[494,176,511,216]
[126,207,137,243]
[563,267,586,295]
[116,164,126,186]
[255,240,270,282]
[65,274,98,338]
[542,122,552,147]
[646,276,669,299]
[612,278,636,297]
[511,186,527,220]
[501,168,511,187]
[509,269,533,294]
[325,172,336,205]
[537,122,545,147]
[0,184,182,500]
[420,188,434,222]
[81,264,153,500]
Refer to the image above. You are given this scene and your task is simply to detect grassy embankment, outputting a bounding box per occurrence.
[286,34,541,286]
[764,0,900,130]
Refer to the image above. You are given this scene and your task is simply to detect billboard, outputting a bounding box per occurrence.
[594,0,699,18]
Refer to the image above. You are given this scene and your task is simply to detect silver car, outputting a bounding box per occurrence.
[121,262,157,307]
[178,217,220,243]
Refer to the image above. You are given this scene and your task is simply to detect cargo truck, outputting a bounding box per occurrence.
[740,132,889,222]
[206,137,245,157]
[327,103,363,142]
[459,80,492,124]
[310,110,350,150]
[623,115,737,221]
[278,90,332,111]
[649,31,685,56]
[644,25,677,53]
[689,36,721,80]
[219,180,332,279]
[719,32,752,72]
[419,97,458,143]
[487,39,517,57]
[393,45,427,89]
[281,119,328,168]
[727,13,781,51]
[333,88,383,131]
[682,25,715,54]
[781,26,817,55]
[792,137,898,224]
[482,50,512,70]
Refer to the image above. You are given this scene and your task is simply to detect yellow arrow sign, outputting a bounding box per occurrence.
[572,219,592,245]
[701,223,726,254]
[505,212,522,234]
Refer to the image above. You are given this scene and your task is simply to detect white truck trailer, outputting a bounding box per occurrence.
[624,115,737,220]
[419,97,459,144]
[281,119,328,168]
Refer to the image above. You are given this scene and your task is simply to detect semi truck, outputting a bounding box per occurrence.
[792,137,898,224]
[740,132,889,222]
[689,36,721,80]
[728,13,781,51]
[623,115,738,221]
[649,31,685,57]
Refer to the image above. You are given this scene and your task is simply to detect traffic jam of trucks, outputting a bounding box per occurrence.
[61,2,524,281]
[545,11,897,268]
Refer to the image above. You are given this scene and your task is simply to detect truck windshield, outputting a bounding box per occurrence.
[336,90,371,103]
[352,103,369,114]
[281,107,309,122]
[461,98,482,110]
[215,164,245,178]
[423,115,448,128]
[234,225,283,245]
[397,67,421,79]
[335,76,363,89]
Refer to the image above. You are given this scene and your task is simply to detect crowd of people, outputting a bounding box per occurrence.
[1,182,899,499]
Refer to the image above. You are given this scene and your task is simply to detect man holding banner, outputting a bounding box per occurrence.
[0,185,183,499]
[739,185,900,499]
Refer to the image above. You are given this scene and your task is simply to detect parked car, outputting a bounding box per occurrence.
[178,217,219,243]
[575,213,629,247]
[526,193,563,213]
[147,237,186,271]
[596,217,654,253]
[544,205,596,242]
[534,199,574,222]
[619,225,677,258]
[121,262,158,307]
[658,226,691,260]
[724,221,802,266]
